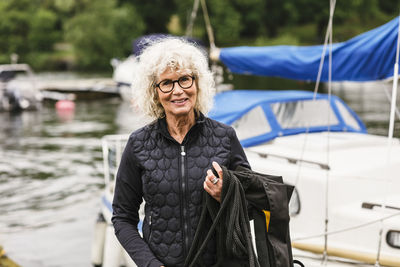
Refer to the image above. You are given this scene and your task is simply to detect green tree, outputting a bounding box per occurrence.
[0,0,63,64]
[232,0,266,38]
[28,8,59,51]
[1,0,397,70]
[122,0,176,34]
[174,0,244,45]
[208,0,242,44]
[259,0,397,44]
[378,0,400,17]
[0,0,33,59]
[173,0,205,37]
[64,0,145,70]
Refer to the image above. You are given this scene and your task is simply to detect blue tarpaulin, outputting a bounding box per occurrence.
[219,16,400,82]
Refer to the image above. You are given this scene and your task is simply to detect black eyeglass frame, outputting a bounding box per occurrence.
[155,75,196,93]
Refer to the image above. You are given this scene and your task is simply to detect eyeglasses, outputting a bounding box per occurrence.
[155,75,195,93]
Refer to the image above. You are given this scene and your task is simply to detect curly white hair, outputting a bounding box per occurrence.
[131,37,215,119]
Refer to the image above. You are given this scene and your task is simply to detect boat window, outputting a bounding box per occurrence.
[335,100,361,131]
[107,147,118,181]
[272,99,339,129]
[102,135,129,188]
[0,70,17,81]
[232,105,271,140]
[0,70,29,82]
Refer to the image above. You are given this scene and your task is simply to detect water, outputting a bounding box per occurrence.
[0,76,399,267]
[0,98,144,267]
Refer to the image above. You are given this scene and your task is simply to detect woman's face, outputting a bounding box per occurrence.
[156,68,197,119]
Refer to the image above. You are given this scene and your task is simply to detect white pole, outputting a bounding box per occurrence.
[388,16,400,144]
[323,1,336,264]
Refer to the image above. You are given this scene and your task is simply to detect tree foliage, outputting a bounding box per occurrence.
[29,8,59,51]
[124,0,177,34]
[64,0,145,70]
[0,0,33,57]
[0,0,397,70]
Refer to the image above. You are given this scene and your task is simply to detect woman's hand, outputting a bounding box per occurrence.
[204,161,223,202]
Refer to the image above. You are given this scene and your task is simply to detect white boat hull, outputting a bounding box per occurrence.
[246,132,400,266]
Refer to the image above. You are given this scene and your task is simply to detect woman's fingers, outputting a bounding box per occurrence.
[204,170,216,190]
[212,161,223,180]
[204,162,222,202]
[203,180,221,202]
[206,169,216,183]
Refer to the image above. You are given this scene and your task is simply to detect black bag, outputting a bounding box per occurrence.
[234,166,294,267]
[185,166,298,267]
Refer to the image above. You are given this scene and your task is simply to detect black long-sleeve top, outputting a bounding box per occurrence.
[112,113,249,267]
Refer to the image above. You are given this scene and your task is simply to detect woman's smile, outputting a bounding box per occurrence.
[171,98,188,105]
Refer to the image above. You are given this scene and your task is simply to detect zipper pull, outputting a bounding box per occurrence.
[181,146,186,156]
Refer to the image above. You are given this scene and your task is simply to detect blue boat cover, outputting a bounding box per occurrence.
[208,90,367,147]
[219,16,400,82]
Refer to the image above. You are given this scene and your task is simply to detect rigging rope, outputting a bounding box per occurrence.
[383,84,400,119]
[292,210,400,242]
[312,0,336,98]
[295,0,336,190]
[185,0,200,37]
[200,0,216,50]
[292,0,336,261]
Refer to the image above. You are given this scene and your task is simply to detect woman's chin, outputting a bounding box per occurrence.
[168,107,194,118]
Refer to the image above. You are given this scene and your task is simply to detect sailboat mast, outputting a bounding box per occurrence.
[387,16,400,143]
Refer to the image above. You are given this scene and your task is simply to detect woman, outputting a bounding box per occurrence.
[112,38,249,267]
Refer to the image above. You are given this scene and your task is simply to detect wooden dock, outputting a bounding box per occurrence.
[36,78,120,100]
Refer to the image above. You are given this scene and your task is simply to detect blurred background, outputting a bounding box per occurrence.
[0,0,399,266]
[0,0,398,71]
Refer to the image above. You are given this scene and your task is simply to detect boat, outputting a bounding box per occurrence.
[91,134,138,267]
[210,90,400,267]
[111,55,138,101]
[0,63,42,112]
[92,14,400,267]
[93,88,400,267]
[207,14,400,266]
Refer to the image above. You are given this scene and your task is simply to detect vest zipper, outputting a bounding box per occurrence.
[180,145,189,257]
[149,211,153,243]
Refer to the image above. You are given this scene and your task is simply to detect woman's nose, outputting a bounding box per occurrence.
[172,84,184,94]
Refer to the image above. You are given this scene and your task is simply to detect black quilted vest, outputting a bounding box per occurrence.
[129,113,246,266]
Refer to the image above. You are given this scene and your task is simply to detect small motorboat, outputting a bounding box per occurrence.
[0,64,42,112]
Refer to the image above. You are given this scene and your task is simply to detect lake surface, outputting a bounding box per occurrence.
[0,75,399,266]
